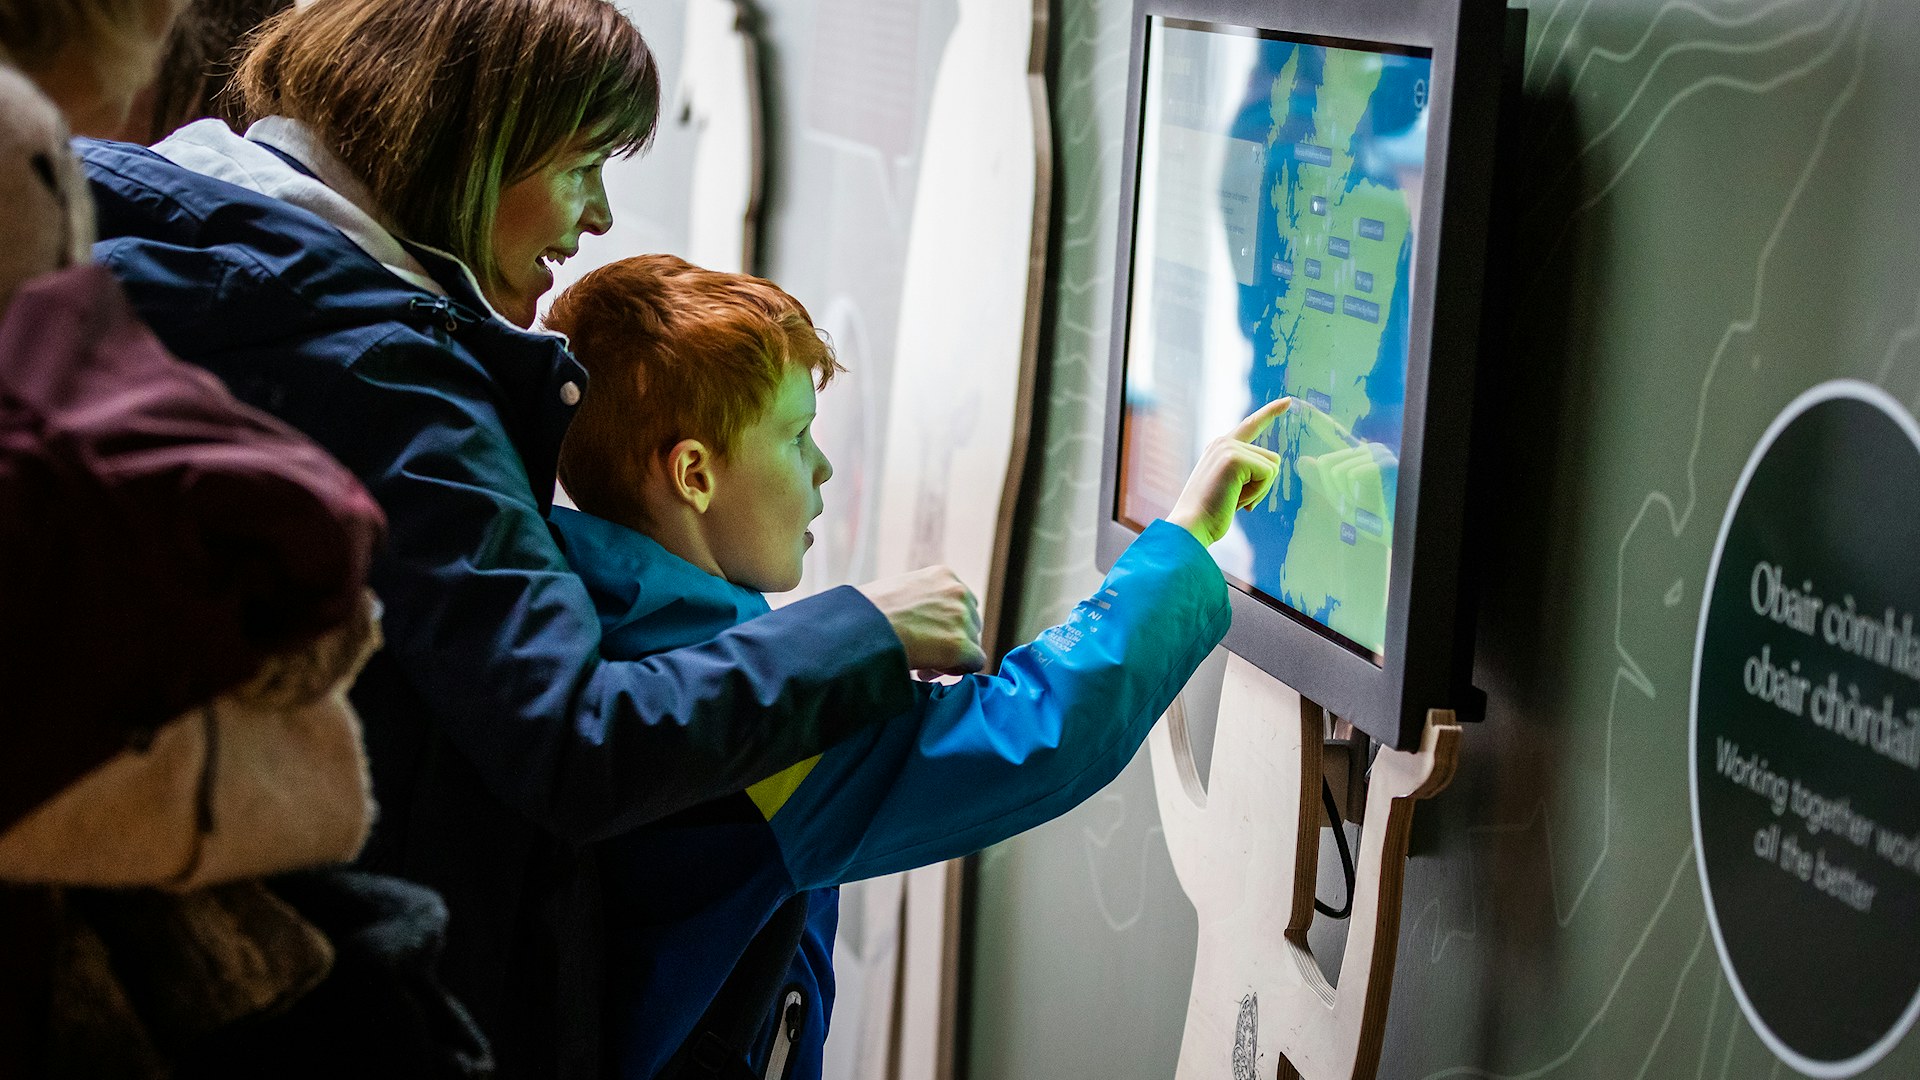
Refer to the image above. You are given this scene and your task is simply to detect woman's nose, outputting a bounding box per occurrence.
[581,175,613,236]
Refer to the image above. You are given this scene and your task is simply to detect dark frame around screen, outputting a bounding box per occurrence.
[1097,0,1505,750]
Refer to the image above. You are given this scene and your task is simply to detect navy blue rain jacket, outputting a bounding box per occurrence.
[79,132,914,1079]
[549,507,1230,1080]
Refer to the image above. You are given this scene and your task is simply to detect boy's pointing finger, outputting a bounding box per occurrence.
[1232,396,1291,443]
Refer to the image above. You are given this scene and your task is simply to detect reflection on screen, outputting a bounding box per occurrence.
[1117,18,1430,664]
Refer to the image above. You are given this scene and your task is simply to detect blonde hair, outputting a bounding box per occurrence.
[132,0,294,141]
[236,0,658,292]
[0,0,163,83]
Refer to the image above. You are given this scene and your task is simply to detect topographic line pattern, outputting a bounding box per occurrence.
[1412,0,1878,1077]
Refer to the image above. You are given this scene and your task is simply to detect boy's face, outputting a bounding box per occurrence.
[704,364,832,593]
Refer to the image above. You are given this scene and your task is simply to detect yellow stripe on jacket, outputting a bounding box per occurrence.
[746,755,822,820]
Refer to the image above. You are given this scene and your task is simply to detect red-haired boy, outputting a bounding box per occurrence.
[544,254,1286,1080]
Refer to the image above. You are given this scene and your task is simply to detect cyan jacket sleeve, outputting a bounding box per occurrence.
[303,337,915,842]
[757,520,1230,891]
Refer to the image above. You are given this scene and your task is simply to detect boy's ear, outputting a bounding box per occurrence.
[663,438,717,513]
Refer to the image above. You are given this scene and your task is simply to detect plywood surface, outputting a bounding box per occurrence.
[1152,654,1459,1080]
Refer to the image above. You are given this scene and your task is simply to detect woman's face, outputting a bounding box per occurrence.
[489,140,614,327]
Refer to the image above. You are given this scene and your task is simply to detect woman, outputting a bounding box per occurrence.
[82,2,982,1075]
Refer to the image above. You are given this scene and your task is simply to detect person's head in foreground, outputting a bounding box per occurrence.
[234,0,658,326]
[120,0,296,143]
[0,0,196,135]
[548,254,843,593]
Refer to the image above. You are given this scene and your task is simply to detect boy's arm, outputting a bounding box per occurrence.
[759,519,1229,890]
[303,337,920,842]
[756,400,1285,887]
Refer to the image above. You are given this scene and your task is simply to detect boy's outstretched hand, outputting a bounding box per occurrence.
[857,565,986,676]
[1167,397,1290,547]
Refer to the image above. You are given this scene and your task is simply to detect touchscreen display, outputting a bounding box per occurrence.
[1118,17,1432,663]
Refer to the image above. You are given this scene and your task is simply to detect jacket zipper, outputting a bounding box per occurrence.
[763,988,804,1080]
[407,295,463,333]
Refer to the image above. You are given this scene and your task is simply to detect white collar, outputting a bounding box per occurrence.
[154,116,560,336]
[154,116,448,297]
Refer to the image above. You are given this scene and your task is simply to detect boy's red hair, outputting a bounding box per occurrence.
[547,254,840,526]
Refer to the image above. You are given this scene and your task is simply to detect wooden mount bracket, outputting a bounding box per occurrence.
[1151,652,1462,1080]
[1307,699,1370,827]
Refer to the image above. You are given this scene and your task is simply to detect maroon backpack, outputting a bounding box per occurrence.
[0,263,386,830]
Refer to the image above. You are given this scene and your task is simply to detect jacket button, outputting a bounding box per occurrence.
[559,381,582,406]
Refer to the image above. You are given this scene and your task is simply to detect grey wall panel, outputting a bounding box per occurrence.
[968,0,1920,1078]
[968,2,1205,1075]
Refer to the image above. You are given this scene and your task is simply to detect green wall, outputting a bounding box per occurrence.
[970,0,1920,1077]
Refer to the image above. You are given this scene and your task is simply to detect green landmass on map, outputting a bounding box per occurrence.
[1256,49,1407,655]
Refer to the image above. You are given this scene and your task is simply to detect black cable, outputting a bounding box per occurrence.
[1314,775,1356,920]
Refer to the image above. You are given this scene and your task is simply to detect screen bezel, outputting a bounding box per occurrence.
[1114,17,1433,668]
[1097,0,1503,749]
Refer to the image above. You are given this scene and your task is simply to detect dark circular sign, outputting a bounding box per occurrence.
[1692,381,1920,1077]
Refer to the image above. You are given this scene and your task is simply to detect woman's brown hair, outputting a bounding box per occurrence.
[236,0,657,292]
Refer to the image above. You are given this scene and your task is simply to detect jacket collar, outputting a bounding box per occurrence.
[91,124,588,516]
[153,118,448,299]
[153,116,569,351]
[548,506,769,655]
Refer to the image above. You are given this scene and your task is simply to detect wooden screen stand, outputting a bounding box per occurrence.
[1150,652,1461,1080]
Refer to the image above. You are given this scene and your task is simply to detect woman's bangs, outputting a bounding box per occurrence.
[580,40,659,159]
[584,0,659,154]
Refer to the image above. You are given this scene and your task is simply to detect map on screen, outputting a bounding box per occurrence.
[1119,18,1431,662]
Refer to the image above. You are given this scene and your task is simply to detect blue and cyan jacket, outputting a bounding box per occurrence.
[550,507,1231,1080]
[79,123,914,1079]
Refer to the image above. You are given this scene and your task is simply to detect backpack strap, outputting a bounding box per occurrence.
[662,894,810,1080]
